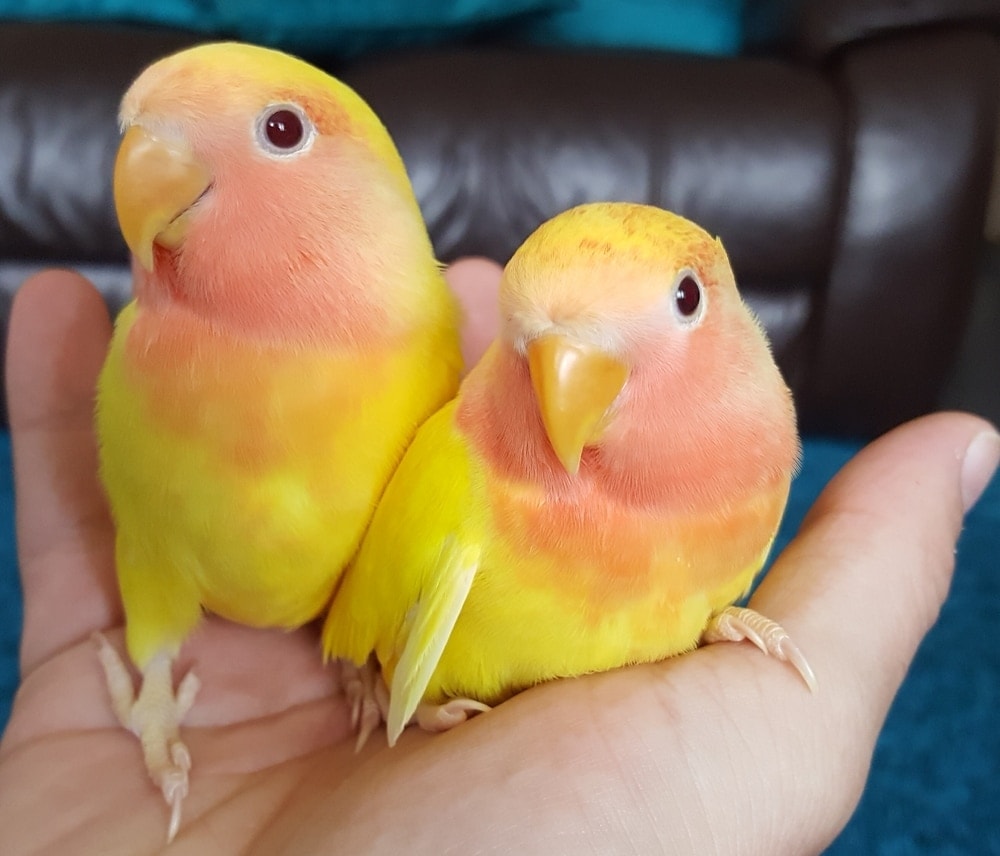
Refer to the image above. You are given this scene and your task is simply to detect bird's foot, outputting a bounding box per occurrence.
[701,606,817,692]
[414,697,492,735]
[341,659,490,747]
[95,633,199,843]
[341,656,390,752]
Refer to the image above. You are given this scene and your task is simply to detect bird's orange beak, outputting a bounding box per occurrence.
[527,334,628,475]
[113,125,211,270]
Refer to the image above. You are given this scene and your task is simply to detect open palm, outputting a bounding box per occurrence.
[0,266,996,855]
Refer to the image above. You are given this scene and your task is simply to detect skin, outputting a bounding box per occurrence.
[0,264,997,855]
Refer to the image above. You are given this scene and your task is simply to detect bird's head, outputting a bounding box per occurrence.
[114,42,431,343]
[500,202,795,478]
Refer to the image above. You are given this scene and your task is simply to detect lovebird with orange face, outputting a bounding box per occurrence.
[323,202,814,747]
[94,42,461,838]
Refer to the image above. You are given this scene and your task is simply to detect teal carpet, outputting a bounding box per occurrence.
[0,433,996,851]
[0,433,16,731]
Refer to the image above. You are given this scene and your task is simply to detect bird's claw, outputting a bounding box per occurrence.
[340,658,390,751]
[414,698,492,735]
[162,753,190,844]
[702,605,818,692]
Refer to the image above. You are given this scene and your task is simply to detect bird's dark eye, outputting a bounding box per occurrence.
[255,104,314,156]
[672,271,704,324]
[265,109,303,148]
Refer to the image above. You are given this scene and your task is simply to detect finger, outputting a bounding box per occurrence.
[708,411,1000,843]
[444,257,502,369]
[7,271,118,674]
[754,412,997,708]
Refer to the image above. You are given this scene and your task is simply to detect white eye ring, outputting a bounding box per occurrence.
[254,103,316,157]
[670,268,705,326]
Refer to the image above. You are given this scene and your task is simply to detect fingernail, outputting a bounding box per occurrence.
[961,430,1000,512]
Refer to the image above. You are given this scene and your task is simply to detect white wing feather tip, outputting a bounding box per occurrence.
[387,540,480,744]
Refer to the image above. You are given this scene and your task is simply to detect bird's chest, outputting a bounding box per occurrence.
[120,318,367,475]
[486,483,675,610]
[100,313,391,558]
[483,476,783,618]
[431,479,783,702]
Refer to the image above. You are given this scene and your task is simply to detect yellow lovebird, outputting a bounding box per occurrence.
[323,202,814,747]
[94,42,461,837]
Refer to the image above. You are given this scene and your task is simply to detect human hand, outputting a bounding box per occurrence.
[0,264,996,855]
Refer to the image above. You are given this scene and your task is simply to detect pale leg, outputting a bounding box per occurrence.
[95,634,199,843]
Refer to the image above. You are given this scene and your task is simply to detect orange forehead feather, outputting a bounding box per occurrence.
[119,41,408,181]
[502,202,734,319]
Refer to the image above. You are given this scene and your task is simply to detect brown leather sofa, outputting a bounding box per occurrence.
[0,0,997,435]
[1,4,999,852]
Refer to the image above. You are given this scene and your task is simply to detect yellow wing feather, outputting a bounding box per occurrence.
[386,538,480,744]
[323,401,483,668]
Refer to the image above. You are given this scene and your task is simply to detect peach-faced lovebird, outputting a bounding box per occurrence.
[323,202,814,748]
[94,42,461,838]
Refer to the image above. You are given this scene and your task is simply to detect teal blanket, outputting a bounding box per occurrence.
[0,0,749,56]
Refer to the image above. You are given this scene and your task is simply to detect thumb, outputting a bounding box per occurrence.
[756,411,999,712]
[731,411,1000,848]
[6,270,117,676]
